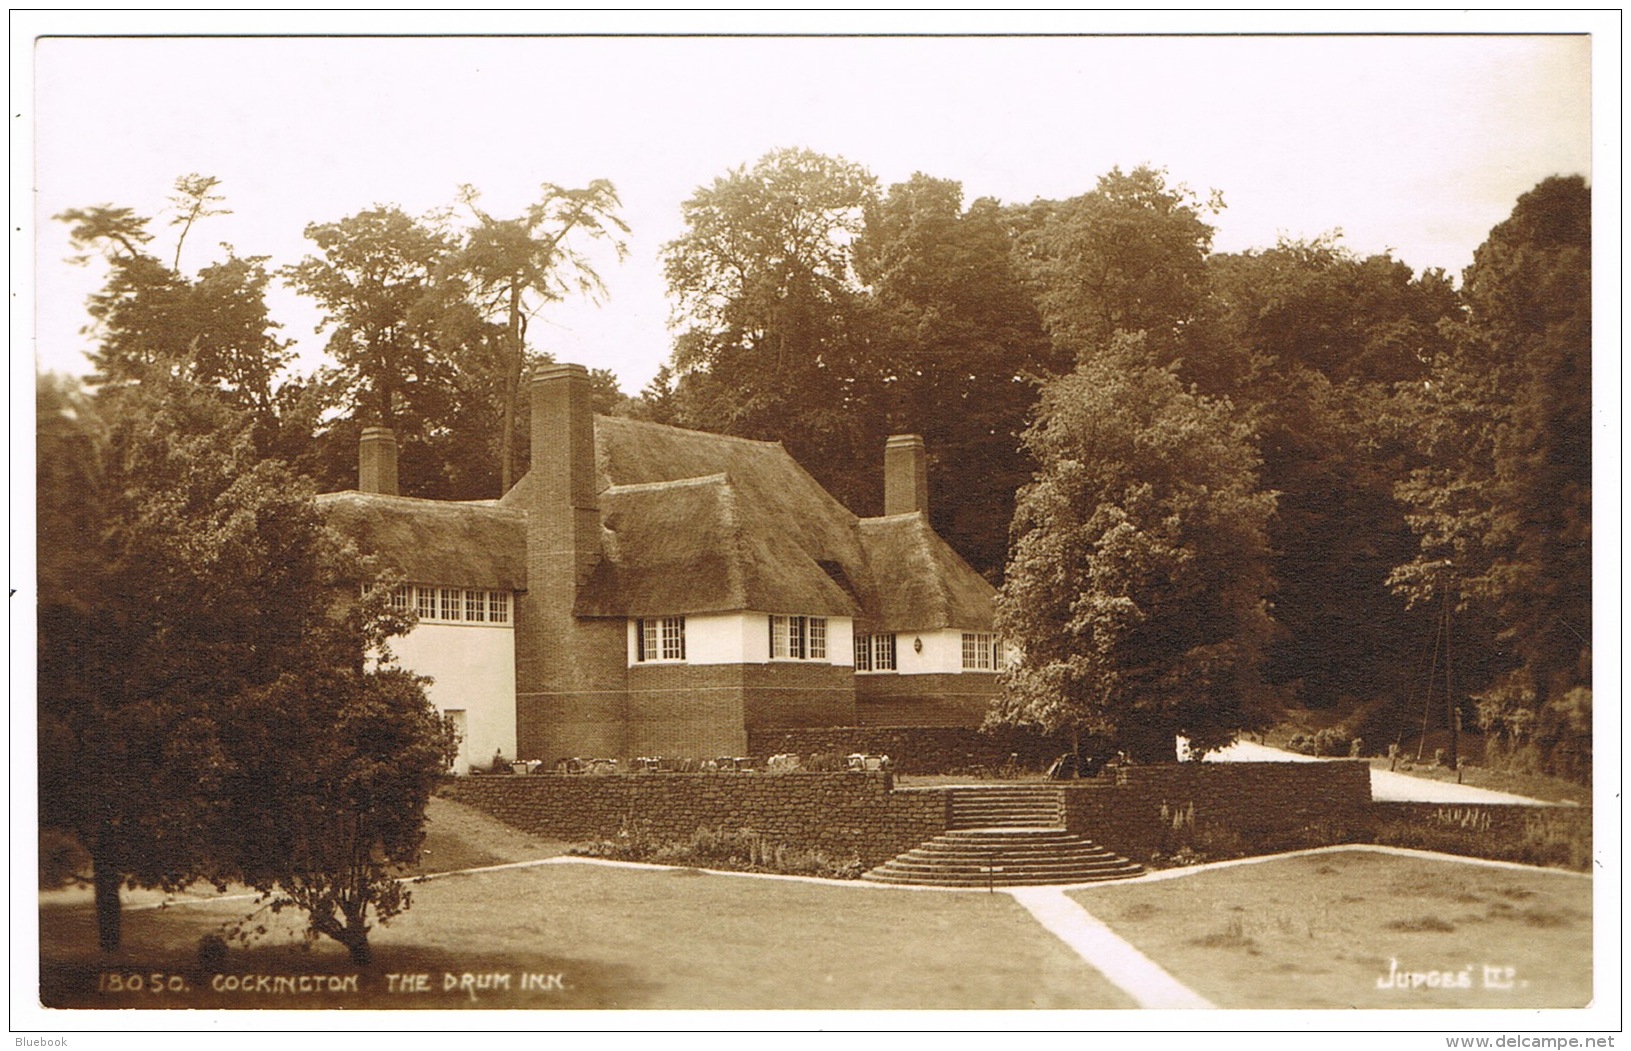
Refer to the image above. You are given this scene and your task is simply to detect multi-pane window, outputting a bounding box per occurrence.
[374,584,512,626]
[661,617,685,660]
[962,632,1003,670]
[770,615,827,660]
[635,617,686,662]
[854,632,896,672]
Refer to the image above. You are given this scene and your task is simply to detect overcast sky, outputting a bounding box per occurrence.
[27,24,1596,394]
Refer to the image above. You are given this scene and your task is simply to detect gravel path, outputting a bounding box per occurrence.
[1202,739,1556,805]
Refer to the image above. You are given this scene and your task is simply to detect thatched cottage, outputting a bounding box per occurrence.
[320,363,1002,772]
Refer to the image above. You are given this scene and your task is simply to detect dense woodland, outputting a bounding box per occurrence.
[37,154,1591,951]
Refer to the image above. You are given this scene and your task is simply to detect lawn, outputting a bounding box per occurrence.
[1071,849,1592,1009]
[41,847,1134,1010]
[39,801,1595,1012]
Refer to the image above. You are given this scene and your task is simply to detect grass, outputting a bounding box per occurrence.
[1070,849,1592,1009]
[37,798,1596,1012]
[40,808,1135,1010]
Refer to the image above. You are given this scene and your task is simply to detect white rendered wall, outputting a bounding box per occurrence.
[859,627,977,675]
[391,620,517,771]
[627,613,855,666]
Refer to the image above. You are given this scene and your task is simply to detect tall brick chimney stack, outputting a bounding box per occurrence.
[531,362,600,587]
[357,426,399,496]
[883,434,929,516]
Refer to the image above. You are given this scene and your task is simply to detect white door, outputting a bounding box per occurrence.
[446,709,470,774]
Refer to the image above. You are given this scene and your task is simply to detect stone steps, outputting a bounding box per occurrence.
[948,786,1064,829]
[863,827,1144,887]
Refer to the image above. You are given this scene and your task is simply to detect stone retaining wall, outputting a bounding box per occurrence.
[445,761,1579,873]
[1063,761,1374,861]
[1370,799,1585,842]
[443,771,950,869]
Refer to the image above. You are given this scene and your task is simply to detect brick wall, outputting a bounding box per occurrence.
[625,664,748,758]
[443,772,950,868]
[854,673,996,727]
[742,662,857,729]
[1063,761,1374,861]
[746,724,1067,773]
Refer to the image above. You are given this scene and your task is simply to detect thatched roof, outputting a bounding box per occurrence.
[573,418,995,629]
[322,414,997,628]
[317,491,526,591]
[857,512,996,632]
[575,473,860,618]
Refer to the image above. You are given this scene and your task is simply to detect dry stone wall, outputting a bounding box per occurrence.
[1063,761,1374,861]
[443,771,949,869]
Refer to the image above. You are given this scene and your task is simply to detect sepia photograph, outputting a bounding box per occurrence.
[13,11,1616,1038]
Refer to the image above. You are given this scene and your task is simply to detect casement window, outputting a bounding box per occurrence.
[961,632,1003,670]
[372,583,512,626]
[769,615,827,660]
[636,616,687,662]
[854,632,896,673]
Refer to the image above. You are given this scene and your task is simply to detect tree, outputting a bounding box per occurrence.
[283,205,456,432]
[1019,166,1222,366]
[167,173,231,271]
[991,334,1278,761]
[661,148,887,513]
[38,367,454,955]
[854,174,1064,578]
[1208,240,1461,717]
[38,371,298,949]
[58,184,293,421]
[1392,176,1592,779]
[220,600,455,965]
[453,181,630,493]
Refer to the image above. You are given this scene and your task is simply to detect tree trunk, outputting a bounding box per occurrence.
[92,853,122,953]
[342,929,372,966]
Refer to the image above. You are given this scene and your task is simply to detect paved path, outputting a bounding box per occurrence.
[1007,886,1215,1009]
[1203,740,1555,805]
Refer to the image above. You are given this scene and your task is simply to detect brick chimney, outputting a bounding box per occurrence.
[884,434,928,516]
[358,426,399,496]
[531,362,600,587]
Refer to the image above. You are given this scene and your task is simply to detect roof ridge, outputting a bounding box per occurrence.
[316,490,524,515]
[859,510,930,526]
[595,414,784,449]
[603,472,730,495]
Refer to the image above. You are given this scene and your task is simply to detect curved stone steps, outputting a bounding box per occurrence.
[863,827,1144,887]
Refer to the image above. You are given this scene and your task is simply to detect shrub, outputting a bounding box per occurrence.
[1368,811,1589,871]
[570,824,865,879]
[803,752,850,772]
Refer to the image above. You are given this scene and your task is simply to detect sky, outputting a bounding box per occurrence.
[25,19,1599,396]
